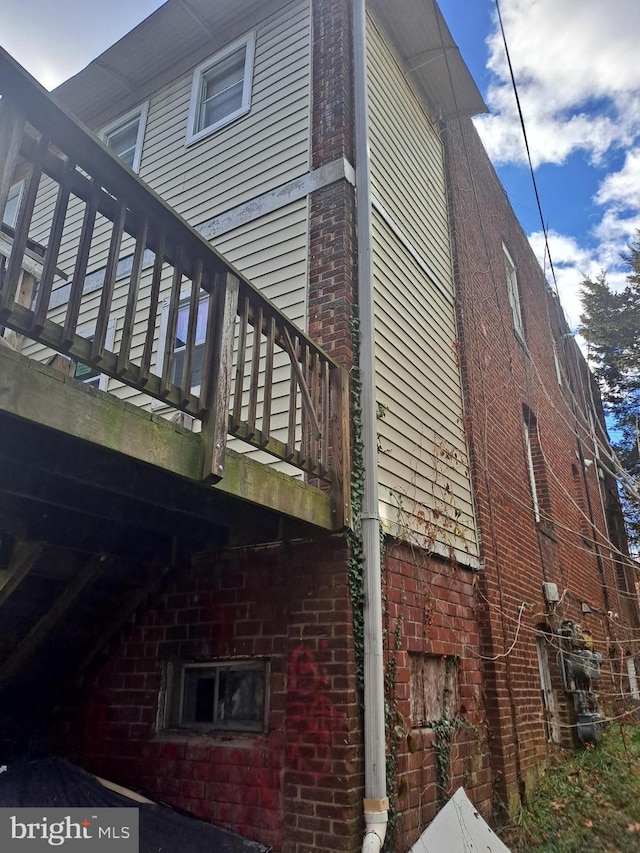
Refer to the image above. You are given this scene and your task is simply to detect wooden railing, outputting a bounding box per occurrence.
[0,49,350,529]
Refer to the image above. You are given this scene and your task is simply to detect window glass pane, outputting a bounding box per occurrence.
[194,673,216,723]
[74,331,101,386]
[172,298,208,388]
[218,667,263,727]
[176,663,265,731]
[73,361,100,385]
[106,117,140,168]
[197,47,246,131]
[3,182,22,228]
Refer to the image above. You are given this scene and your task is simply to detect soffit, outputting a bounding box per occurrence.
[52,0,486,132]
[369,0,487,118]
[53,0,286,128]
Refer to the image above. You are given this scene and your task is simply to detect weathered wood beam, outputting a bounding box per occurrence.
[200,271,239,482]
[0,344,201,480]
[213,450,333,531]
[0,346,335,530]
[72,566,170,682]
[0,554,105,686]
[0,540,42,607]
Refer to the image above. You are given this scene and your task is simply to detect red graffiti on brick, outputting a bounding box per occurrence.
[286,643,344,780]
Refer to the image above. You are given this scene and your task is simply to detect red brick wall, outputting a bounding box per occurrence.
[55,537,363,853]
[443,115,639,812]
[311,0,355,170]
[382,541,492,849]
[309,0,357,372]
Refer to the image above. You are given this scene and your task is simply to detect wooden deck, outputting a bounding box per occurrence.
[0,48,350,532]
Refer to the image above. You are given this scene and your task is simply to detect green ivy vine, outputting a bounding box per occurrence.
[431,716,480,809]
[347,313,402,849]
[384,613,402,851]
[347,313,365,693]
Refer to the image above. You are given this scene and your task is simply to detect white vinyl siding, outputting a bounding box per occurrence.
[21,0,311,421]
[367,17,478,562]
[138,0,311,224]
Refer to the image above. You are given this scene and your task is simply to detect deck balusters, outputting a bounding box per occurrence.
[0,46,350,526]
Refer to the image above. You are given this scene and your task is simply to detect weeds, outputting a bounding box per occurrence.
[501,722,640,853]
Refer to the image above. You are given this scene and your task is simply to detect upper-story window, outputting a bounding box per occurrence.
[503,243,525,341]
[186,33,255,145]
[2,180,24,229]
[100,104,148,172]
[523,406,551,525]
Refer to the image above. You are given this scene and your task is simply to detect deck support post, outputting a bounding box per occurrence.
[200,271,239,483]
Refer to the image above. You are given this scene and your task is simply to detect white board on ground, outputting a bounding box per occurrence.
[409,787,511,853]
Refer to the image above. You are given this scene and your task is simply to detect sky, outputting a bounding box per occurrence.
[2,0,640,333]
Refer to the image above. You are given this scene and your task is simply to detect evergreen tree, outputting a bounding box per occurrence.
[579,232,640,549]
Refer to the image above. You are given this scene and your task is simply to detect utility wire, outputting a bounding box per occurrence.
[494,0,559,294]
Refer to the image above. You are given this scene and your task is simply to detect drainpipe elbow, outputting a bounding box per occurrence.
[362,803,388,853]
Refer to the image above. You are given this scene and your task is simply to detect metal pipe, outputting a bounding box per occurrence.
[352,0,388,848]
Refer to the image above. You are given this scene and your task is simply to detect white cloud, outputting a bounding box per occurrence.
[475,0,640,168]
[595,149,640,210]
[527,228,632,336]
[472,0,640,341]
[528,230,598,330]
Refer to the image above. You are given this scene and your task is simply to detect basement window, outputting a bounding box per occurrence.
[409,654,458,726]
[162,660,269,733]
[186,34,255,144]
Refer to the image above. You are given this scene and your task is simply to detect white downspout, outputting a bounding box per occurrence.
[353,0,389,850]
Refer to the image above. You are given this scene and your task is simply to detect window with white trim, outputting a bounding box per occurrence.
[552,343,563,386]
[523,406,552,525]
[186,34,255,144]
[162,659,269,733]
[101,105,148,172]
[523,413,540,522]
[503,243,524,341]
[2,181,24,229]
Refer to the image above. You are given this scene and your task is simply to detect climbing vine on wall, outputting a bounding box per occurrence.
[431,716,480,809]
[384,613,403,851]
[347,313,365,693]
[348,313,403,849]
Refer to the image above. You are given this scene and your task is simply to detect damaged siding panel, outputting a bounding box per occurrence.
[372,215,477,559]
